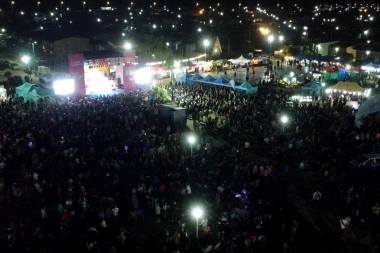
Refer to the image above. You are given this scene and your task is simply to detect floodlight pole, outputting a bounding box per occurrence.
[196,217,199,241]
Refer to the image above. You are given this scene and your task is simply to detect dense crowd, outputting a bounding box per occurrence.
[0,78,380,253]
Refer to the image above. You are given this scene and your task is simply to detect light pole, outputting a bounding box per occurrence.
[11,1,14,12]
[22,55,30,80]
[83,1,86,11]
[37,1,40,11]
[335,47,339,56]
[170,61,180,101]
[203,39,209,61]
[281,116,288,132]
[321,82,325,102]
[192,207,203,242]
[60,1,63,12]
[366,50,370,58]
[188,136,195,157]
[268,35,274,57]
[31,41,36,75]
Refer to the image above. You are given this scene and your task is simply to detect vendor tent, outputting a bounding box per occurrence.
[337,68,348,81]
[234,55,250,63]
[0,88,6,98]
[323,67,338,81]
[355,94,380,128]
[361,62,377,71]
[281,74,297,84]
[329,81,365,93]
[235,81,258,94]
[187,72,204,85]
[202,74,216,83]
[214,75,232,87]
[175,72,193,83]
[16,82,40,102]
[302,80,322,95]
[293,53,307,60]
[16,82,54,102]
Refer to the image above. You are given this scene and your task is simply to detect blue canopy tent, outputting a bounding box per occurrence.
[213,75,233,87]
[202,74,216,82]
[302,80,322,95]
[176,73,241,89]
[175,72,193,83]
[355,94,380,128]
[16,82,54,103]
[293,53,307,60]
[235,81,258,94]
[337,68,348,81]
[187,72,204,85]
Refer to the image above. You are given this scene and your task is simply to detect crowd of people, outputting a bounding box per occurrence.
[0,73,379,253]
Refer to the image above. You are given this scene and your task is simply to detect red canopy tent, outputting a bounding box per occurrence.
[325,67,337,73]
[351,66,361,73]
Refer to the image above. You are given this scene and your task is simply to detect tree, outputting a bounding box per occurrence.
[135,37,173,65]
[240,42,255,55]
[282,45,300,56]
[337,51,353,64]
[151,86,171,103]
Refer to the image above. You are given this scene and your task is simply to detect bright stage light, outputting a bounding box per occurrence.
[86,70,112,94]
[53,79,75,95]
[134,67,153,84]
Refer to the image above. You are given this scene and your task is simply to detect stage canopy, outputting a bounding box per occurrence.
[355,94,380,128]
[302,80,322,95]
[329,81,365,93]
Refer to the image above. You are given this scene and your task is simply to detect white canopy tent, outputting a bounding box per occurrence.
[0,88,6,98]
[234,55,250,63]
[329,81,365,93]
[361,62,376,71]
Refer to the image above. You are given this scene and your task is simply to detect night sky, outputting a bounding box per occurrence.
[0,0,374,13]
[0,0,330,13]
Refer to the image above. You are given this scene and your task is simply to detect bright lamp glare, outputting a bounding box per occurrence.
[281,116,288,123]
[134,67,153,84]
[54,79,75,95]
[124,42,132,50]
[188,136,195,144]
[192,207,202,218]
[22,56,30,64]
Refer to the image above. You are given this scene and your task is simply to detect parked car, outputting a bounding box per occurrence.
[0,60,9,70]
[0,60,10,65]
[9,63,20,70]
[349,154,380,171]
[0,76,7,83]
